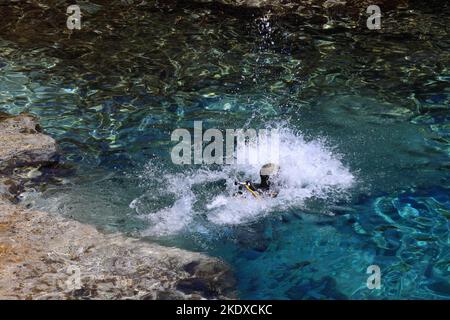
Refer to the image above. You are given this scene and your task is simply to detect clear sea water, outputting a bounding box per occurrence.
[0,1,449,299]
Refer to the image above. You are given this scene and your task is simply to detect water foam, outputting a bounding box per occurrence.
[132,127,355,236]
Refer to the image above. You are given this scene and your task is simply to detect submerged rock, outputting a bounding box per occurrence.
[0,113,236,300]
[0,176,23,203]
[194,0,409,15]
[286,276,348,300]
[427,280,450,297]
[0,113,60,202]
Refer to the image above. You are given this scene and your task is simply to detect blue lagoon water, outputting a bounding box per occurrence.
[0,1,449,299]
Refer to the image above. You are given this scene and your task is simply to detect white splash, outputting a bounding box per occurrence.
[132,127,355,236]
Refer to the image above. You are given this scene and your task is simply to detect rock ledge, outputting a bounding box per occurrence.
[0,114,235,300]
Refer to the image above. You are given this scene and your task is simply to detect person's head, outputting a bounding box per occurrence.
[260,163,280,187]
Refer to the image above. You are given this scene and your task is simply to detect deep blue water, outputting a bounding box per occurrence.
[0,1,449,299]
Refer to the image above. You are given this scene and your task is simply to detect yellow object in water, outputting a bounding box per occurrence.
[244,183,259,198]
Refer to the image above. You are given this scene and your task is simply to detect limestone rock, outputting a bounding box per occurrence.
[0,112,236,300]
[0,113,57,172]
[0,201,236,300]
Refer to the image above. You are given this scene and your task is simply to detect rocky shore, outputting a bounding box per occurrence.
[0,113,236,300]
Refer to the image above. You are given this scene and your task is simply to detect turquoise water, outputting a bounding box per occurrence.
[0,1,449,299]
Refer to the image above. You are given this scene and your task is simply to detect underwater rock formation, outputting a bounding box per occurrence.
[0,114,235,300]
[191,0,415,32]
[194,0,409,15]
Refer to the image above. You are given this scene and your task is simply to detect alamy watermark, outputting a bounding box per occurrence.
[63,265,133,291]
[66,5,81,30]
[366,265,382,289]
[170,121,280,165]
[367,5,381,30]
[65,265,82,291]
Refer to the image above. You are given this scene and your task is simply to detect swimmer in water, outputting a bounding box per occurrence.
[235,163,280,198]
